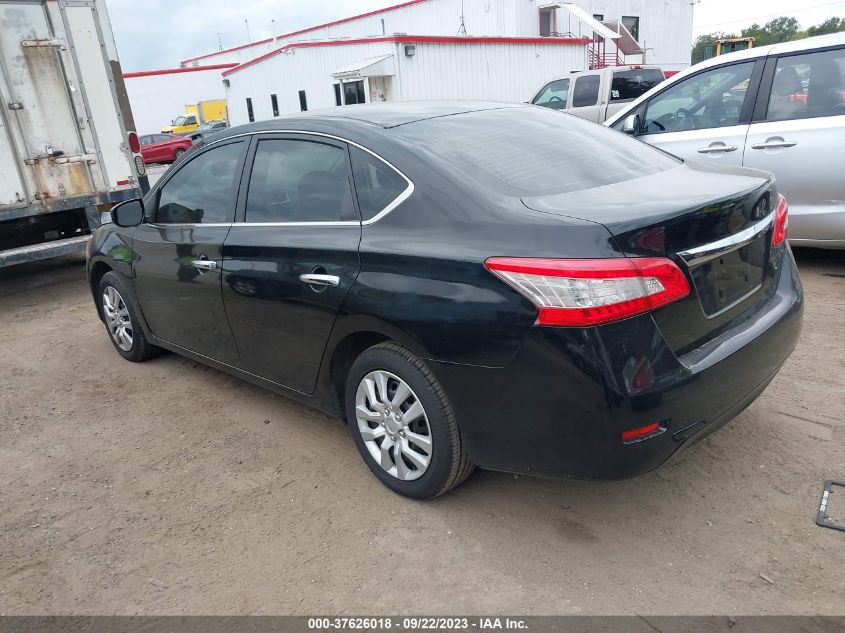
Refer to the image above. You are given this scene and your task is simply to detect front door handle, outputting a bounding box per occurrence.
[750,140,797,150]
[299,273,340,287]
[697,144,738,154]
[191,258,218,271]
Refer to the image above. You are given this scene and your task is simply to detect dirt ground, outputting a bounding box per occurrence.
[0,249,843,615]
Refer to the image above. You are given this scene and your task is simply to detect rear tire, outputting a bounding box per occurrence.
[173,148,185,162]
[345,342,474,499]
[97,271,160,362]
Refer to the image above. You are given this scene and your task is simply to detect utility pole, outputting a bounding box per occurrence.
[271,19,276,38]
[216,32,223,51]
[244,18,252,43]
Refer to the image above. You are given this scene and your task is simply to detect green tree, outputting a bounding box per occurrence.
[806,17,845,37]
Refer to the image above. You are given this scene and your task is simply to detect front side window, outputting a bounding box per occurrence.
[349,146,409,221]
[642,61,755,134]
[621,16,639,41]
[155,142,244,224]
[572,75,600,107]
[766,48,845,122]
[245,139,356,223]
[532,78,570,109]
[184,116,197,125]
[610,68,665,101]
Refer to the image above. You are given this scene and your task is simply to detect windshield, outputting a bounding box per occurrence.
[610,69,665,101]
[394,106,679,197]
[172,116,187,126]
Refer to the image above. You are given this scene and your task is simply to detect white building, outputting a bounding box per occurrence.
[124,64,235,135]
[210,0,693,125]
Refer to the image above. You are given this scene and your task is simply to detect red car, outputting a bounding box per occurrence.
[139,133,192,164]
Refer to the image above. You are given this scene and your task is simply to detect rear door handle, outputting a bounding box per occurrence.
[750,141,797,150]
[697,145,738,154]
[299,273,340,287]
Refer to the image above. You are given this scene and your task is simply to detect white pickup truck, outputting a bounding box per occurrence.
[530,65,666,123]
[0,0,146,267]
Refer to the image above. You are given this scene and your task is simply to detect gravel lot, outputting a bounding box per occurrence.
[0,249,843,615]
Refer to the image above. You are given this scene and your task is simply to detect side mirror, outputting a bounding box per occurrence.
[110,199,145,227]
[622,113,640,135]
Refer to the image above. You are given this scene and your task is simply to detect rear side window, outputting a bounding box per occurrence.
[395,107,679,197]
[532,78,570,109]
[245,139,356,223]
[610,68,664,101]
[765,48,845,122]
[349,146,409,221]
[572,75,600,107]
[155,141,244,224]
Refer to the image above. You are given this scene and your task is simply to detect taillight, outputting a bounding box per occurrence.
[621,422,664,444]
[772,194,788,246]
[484,257,690,327]
[128,131,140,154]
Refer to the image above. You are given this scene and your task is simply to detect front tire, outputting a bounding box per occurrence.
[345,343,474,499]
[98,271,160,362]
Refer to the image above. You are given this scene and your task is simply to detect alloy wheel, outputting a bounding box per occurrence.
[354,370,433,481]
[102,286,133,352]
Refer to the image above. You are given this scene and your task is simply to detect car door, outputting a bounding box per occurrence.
[632,60,762,166]
[146,135,170,163]
[568,72,603,122]
[743,45,845,244]
[132,138,248,363]
[221,134,362,394]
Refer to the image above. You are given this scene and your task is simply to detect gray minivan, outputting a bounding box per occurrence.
[605,32,845,249]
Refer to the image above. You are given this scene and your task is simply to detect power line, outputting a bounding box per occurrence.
[695,0,845,30]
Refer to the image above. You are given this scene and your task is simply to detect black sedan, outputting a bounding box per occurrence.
[87,102,803,499]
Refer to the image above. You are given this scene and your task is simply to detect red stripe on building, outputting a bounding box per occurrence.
[222,35,593,77]
[180,0,431,65]
[123,63,238,78]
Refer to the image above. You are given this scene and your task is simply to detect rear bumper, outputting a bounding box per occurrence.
[432,249,804,479]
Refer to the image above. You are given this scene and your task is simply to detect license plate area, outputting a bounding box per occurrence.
[689,233,767,317]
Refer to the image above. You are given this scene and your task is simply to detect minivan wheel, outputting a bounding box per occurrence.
[97,271,160,362]
[345,342,474,498]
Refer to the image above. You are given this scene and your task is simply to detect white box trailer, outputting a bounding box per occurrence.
[0,0,146,267]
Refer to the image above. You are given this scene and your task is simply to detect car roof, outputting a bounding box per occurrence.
[605,31,845,126]
[537,65,664,86]
[220,101,520,135]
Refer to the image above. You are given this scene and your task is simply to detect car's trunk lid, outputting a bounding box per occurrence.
[521,162,778,356]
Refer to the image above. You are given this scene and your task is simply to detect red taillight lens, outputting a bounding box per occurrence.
[484,257,690,327]
[128,132,140,154]
[621,422,663,443]
[772,194,788,246]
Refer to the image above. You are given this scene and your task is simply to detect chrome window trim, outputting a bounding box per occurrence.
[200,129,416,227]
[678,211,775,266]
[146,223,233,228]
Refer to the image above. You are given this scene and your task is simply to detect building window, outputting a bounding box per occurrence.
[298,90,308,112]
[621,16,639,41]
[270,93,279,117]
[343,80,366,105]
[539,8,555,37]
[592,13,605,43]
[334,83,342,106]
[246,97,254,122]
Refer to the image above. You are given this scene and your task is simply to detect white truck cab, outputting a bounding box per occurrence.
[530,66,666,123]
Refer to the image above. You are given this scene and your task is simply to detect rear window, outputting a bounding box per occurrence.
[572,75,600,107]
[394,106,679,197]
[611,68,665,101]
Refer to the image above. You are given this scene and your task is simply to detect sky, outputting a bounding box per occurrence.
[105,0,845,72]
